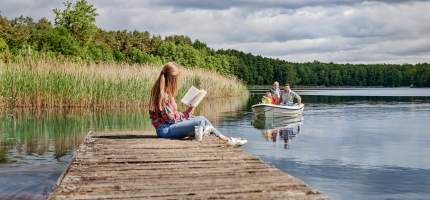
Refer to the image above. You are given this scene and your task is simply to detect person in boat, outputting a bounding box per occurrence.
[149,62,247,146]
[270,81,281,104]
[263,128,279,142]
[261,91,274,104]
[280,84,301,106]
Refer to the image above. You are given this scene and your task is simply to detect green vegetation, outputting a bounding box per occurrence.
[219,50,430,87]
[0,58,247,108]
[1,0,429,88]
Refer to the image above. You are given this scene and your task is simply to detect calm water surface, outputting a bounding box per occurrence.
[1,88,430,200]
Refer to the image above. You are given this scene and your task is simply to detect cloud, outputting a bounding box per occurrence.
[0,0,429,64]
[150,0,426,10]
[0,0,62,20]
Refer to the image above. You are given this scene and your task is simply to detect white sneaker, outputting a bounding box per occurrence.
[203,125,215,135]
[194,126,204,142]
[228,137,247,147]
[234,137,248,146]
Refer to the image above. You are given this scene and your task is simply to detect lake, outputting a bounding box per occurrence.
[1,88,430,200]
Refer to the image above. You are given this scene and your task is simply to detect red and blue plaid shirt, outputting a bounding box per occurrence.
[149,96,192,128]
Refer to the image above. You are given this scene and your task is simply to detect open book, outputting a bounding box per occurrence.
[181,86,207,107]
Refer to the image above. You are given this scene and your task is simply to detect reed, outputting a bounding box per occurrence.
[0,57,249,108]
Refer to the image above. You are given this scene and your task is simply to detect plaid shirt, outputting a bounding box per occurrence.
[149,96,192,128]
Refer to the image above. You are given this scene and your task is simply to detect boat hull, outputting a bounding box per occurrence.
[252,103,304,118]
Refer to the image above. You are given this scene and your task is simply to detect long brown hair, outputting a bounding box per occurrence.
[149,62,180,111]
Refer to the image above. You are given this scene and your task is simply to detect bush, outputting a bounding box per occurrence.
[128,48,161,64]
[113,51,125,62]
[0,38,8,52]
[0,38,12,62]
[83,42,114,61]
[46,26,80,56]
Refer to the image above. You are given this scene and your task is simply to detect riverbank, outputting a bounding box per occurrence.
[0,58,249,108]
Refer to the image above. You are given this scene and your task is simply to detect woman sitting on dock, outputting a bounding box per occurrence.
[148,62,247,147]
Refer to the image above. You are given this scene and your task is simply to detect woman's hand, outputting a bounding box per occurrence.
[186,105,195,113]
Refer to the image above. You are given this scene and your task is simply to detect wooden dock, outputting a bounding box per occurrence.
[48,131,328,200]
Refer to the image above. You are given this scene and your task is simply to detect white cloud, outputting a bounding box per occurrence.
[0,0,429,63]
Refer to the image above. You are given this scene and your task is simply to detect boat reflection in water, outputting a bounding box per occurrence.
[252,115,303,149]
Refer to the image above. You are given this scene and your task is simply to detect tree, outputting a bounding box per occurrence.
[1,2,429,87]
[0,37,12,61]
[7,16,35,52]
[329,70,341,86]
[0,15,12,43]
[53,0,98,44]
[0,38,7,52]
[31,18,53,51]
[165,35,192,46]
[193,40,209,51]
[46,26,80,55]
[83,42,114,61]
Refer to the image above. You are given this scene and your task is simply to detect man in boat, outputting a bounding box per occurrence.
[270,81,281,104]
[280,84,301,106]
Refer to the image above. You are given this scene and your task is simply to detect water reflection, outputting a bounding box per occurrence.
[0,96,248,198]
[0,109,153,164]
[222,90,430,200]
[3,88,430,200]
[252,116,303,149]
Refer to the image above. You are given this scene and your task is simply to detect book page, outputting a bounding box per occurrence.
[189,90,207,107]
[181,86,200,105]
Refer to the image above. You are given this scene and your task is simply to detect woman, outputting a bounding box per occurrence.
[149,62,247,146]
[270,81,281,104]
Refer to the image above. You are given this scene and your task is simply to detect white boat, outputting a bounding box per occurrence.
[251,103,304,118]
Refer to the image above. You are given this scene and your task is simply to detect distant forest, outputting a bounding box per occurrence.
[1,0,429,87]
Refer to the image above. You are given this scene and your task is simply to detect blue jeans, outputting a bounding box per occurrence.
[156,116,222,139]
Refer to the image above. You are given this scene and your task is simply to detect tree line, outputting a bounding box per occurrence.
[1,0,429,87]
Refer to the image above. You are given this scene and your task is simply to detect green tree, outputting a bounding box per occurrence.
[193,40,209,51]
[0,38,7,52]
[31,18,53,51]
[165,35,192,46]
[1,1,430,87]
[83,42,114,61]
[0,37,12,61]
[46,26,80,55]
[329,70,341,86]
[286,64,298,85]
[53,0,98,44]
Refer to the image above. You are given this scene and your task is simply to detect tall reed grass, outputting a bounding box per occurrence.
[0,58,249,108]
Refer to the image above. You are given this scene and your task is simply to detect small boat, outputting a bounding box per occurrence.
[251,103,304,118]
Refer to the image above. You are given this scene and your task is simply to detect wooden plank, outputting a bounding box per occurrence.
[48,131,329,200]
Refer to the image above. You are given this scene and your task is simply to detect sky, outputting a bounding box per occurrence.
[1,0,429,64]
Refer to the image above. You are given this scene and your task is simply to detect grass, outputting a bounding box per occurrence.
[0,57,249,108]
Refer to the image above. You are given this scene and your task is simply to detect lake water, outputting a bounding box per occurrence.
[1,88,430,200]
